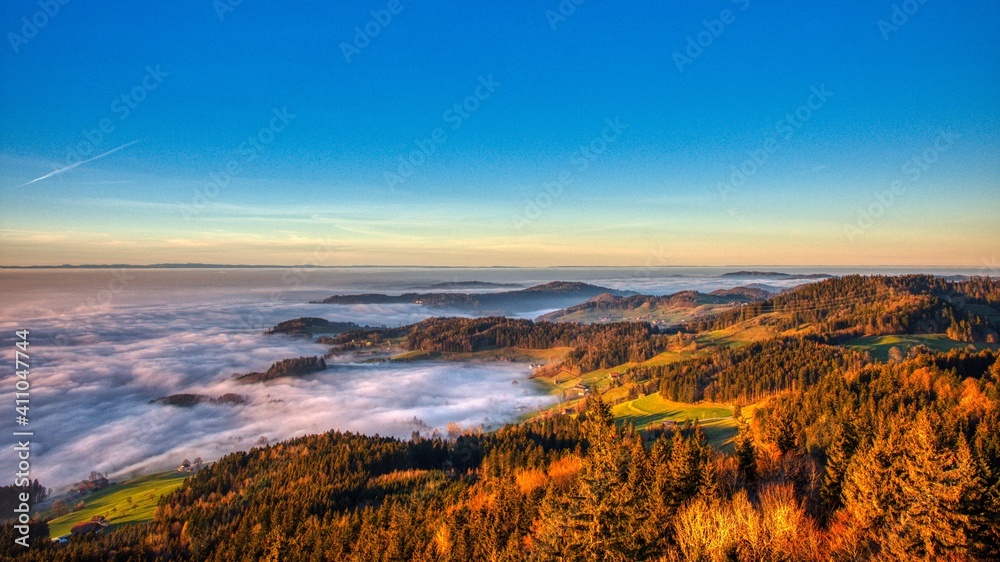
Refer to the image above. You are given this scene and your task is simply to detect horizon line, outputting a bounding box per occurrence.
[0,263,991,271]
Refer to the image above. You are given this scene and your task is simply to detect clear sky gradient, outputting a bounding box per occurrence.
[1,1,997,266]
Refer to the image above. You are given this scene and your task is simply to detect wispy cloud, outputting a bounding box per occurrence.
[17,140,141,187]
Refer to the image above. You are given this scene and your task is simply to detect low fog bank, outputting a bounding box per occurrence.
[0,297,551,490]
[0,267,864,489]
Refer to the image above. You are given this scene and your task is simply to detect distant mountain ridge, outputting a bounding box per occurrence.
[314,281,638,315]
[537,287,769,324]
[424,281,522,289]
[266,318,363,337]
[722,271,834,279]
[707,286,773,300]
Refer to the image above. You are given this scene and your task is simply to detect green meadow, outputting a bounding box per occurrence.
[844,334,990,361]
[46,471,188,538]
[612,394,733,430]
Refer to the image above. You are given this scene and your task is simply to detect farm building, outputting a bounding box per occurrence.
[71,516,109,535]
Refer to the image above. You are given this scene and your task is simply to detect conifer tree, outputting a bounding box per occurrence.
[533,395,649,561]
[819,420,856,519]
[733,419,756,485]
[840,415,977,560]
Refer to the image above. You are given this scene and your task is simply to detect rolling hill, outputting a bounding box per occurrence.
[314,281,638,315]
[536,288,768,325]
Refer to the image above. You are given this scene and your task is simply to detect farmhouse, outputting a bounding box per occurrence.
[71,516,109,535]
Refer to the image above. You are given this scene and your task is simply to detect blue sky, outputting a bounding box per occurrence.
[1,0,997,266]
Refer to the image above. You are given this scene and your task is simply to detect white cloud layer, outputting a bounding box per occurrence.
[0,267,832,489]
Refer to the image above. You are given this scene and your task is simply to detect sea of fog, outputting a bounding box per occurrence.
[0,266,982,489]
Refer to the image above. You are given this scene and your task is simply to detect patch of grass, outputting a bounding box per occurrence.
[694,314,789,347]
[638,350,686,366]
[612,394,733,432]
[547,299,741,325]
[403,346,573,364]
[698,418,741,451]
[391,350,441,361]
[463,346,573,363]
[598,385,634,405]
[46,471,188,538]
[580,364,632,389]
[526,376,562,395]
[843,334,989,361]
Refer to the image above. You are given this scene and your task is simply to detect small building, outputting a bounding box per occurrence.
[71,516,109,535]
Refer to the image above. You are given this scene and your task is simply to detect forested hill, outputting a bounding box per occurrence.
[313,281,638,314]
[682,275,1000,342]
[265,317,362,337]
[536,289,769,323]
[328,316,668,372]
[6,275,1000,560]
[5,347,999,560]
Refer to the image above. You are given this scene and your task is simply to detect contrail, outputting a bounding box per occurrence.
[17,140,141,187]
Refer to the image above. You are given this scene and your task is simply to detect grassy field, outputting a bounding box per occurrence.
[639,349,689,366]
[696,418,741,451]
[46,471,189,538]
[611,393,743,449]
[695,325,773,348]
[612,394,733,431]
[390,349,442,361]
[547,302,736,325]
[843,334,991,361]
[392,346,572,364]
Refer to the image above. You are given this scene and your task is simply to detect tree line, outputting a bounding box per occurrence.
[682,275,1000,343]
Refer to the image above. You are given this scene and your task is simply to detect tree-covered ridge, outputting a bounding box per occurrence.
[314,281,637,314]
[683,274,1000,342]
[3,402,722,561]
[6,275,1000,560]
[536,288,769,323]
[329,276,999,362]
[401,316,669,371]
[619,337,868,403]
[265,317,362,337]
[234,356,326,383]
[7,345,998,561]
[150,393,248,407]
